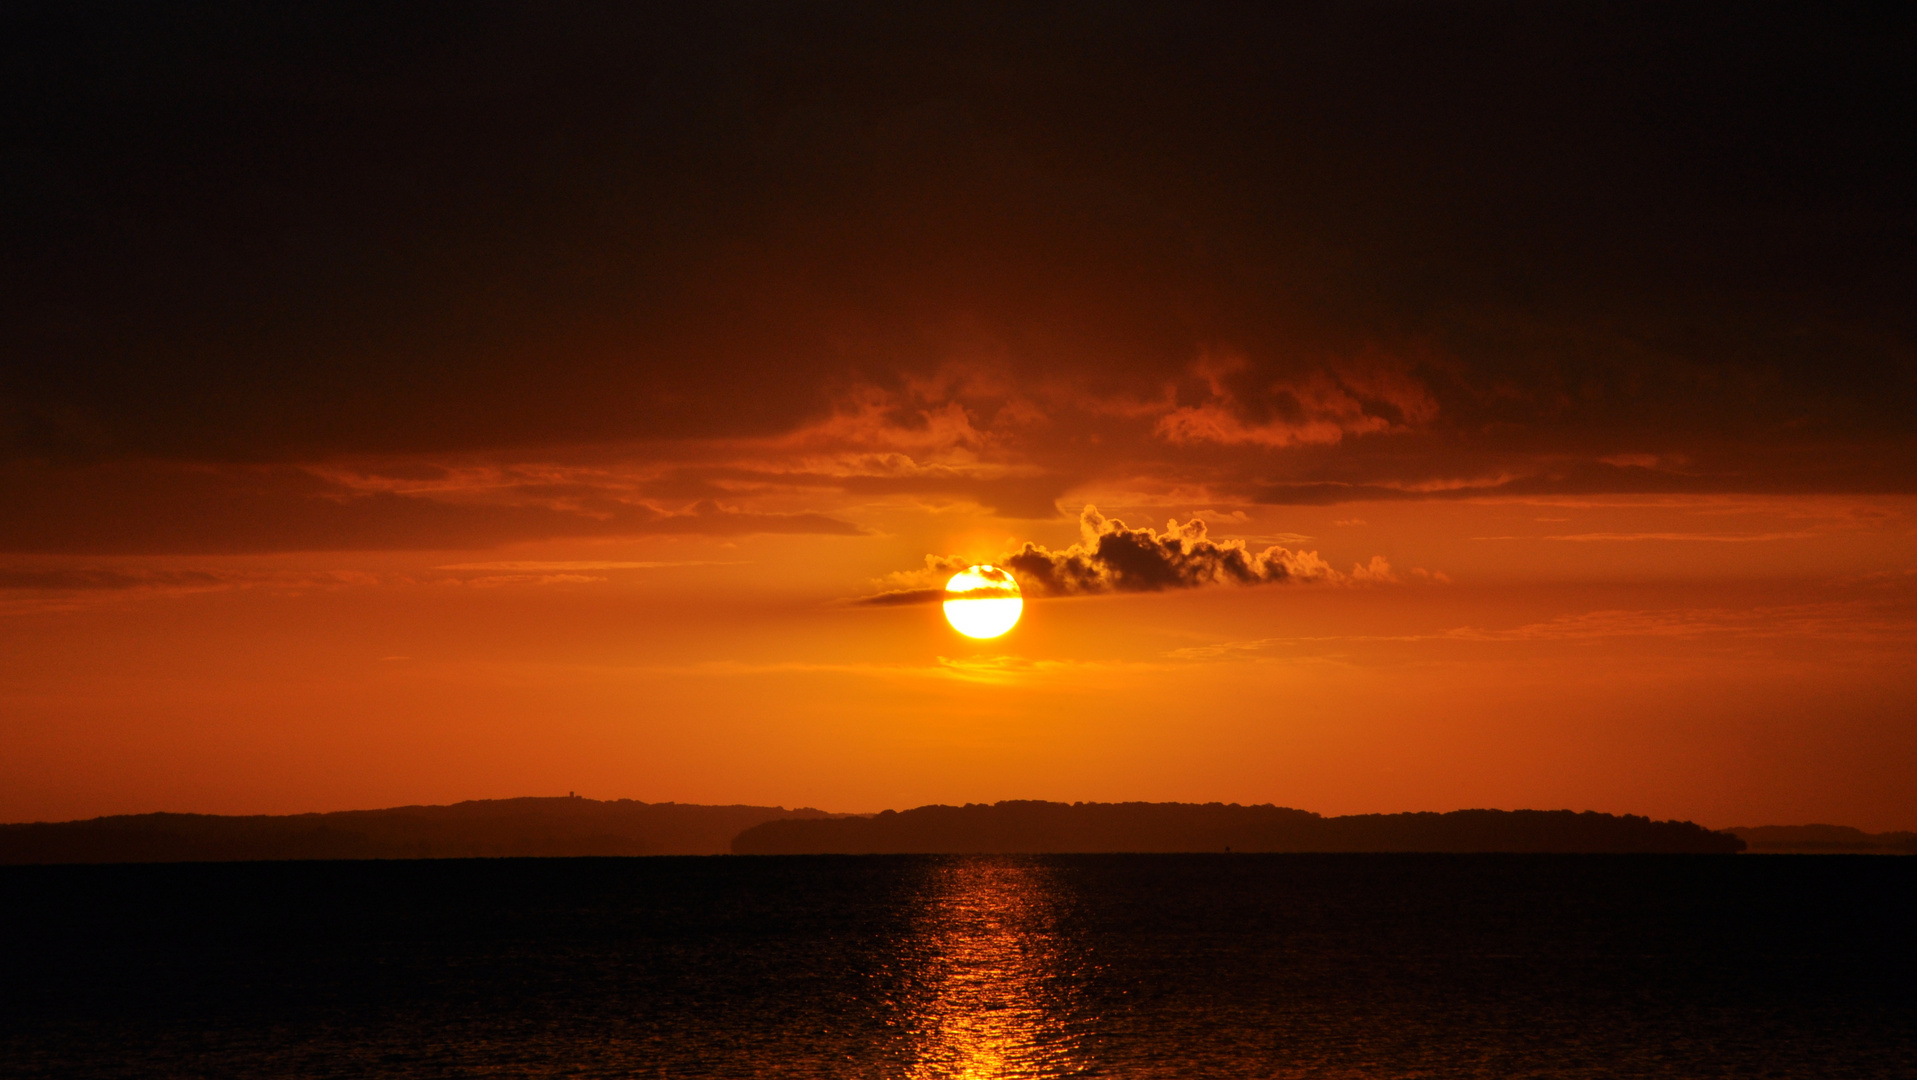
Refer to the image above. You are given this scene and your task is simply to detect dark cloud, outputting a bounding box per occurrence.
[856,506,1384,604]
[947,566,1021,600]
[1,3,1911,549]
[853,567,1019,607]
[0,568,222,591]
[1001,507,1348,595]
[833,474,1067,521]
[0,464,862,554]
[645,466,1069,520]
[850,587,948,608]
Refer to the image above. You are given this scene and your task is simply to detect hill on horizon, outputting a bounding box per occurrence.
[732,801,1746,855]
[26,798,1915,863]
[0,797,836,864]
[1727,824,1917,854]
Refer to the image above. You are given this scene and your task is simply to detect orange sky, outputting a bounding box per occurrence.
[4,491,1913,830]
[2,7,1912,828]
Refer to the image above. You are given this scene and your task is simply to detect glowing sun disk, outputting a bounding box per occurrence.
[943,565,1023,638]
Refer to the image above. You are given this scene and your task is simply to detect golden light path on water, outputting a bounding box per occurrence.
[898,859,1095,1079]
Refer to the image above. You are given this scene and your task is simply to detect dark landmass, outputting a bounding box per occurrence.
[1728,824,1917,855]
[0,798,835,864]
[37,799,1905,863]
[732,801,1745,855]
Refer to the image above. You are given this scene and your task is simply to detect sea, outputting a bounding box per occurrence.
[2,854,1911,1078]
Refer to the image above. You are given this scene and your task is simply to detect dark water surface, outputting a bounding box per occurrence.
[2,855,1911,1078]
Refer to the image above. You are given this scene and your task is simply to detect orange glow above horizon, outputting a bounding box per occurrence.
[1,493,1913,833]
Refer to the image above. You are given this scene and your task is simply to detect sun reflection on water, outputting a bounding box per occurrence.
[898,858,1096,1080]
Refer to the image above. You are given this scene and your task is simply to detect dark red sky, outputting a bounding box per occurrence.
[2,3,1912,827]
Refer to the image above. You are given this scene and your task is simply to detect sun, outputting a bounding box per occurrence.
[943,565,1023,639]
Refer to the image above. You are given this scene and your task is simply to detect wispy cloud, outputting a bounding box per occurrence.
[0,462,866,556]
[1162,600,1917,660]
[455,573,607,588]
[1442,605,1917,643]
[1154,350,1439,448]
[629,655,1145,685]
[1544,531,1819,543]
[0,568,224,591]
[433,560,741,571]
[0,566,383,615]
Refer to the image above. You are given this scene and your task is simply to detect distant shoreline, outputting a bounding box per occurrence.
[5,797,1910,865]
[732,802,1745,855]
[18,797,1909,863]
[1725,823,1917,855]
[0,797,829,865]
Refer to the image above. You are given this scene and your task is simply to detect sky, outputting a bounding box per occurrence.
[2,3,1913,829]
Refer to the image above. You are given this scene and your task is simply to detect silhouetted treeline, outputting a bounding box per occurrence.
[732,801,1746,854]
[0,798,833,864]
[1728,824,1917,854]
